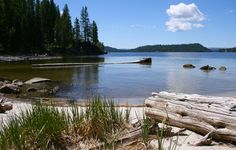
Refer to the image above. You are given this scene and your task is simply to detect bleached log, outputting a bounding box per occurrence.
[145,92,236,143]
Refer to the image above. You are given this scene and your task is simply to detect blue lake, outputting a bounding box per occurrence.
[1,52,236,103]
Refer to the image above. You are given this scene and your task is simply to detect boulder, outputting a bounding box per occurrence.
[12,79,24,87]
[4,80,11,84]
[0,98,13,113]
[0,105,5,113]
[0,81,3,87]
[219,66,227,71]
[200,65,216,71]
[27,87,38,92]
[0,84,20,94]
[51,86,59,94]
[25,77,51,84]
[183,64,195,69]
[1,101,13,111]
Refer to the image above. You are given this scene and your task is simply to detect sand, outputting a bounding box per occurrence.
[0,101,235,150]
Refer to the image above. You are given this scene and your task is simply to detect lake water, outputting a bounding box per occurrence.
[1,52,236,104]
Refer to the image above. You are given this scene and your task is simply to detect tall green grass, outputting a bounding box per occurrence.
[0,97,130,149]
[0,105,68,150]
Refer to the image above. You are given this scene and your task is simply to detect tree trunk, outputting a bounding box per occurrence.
[145,91,236,143]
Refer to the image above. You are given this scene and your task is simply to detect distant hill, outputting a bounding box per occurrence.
[219,47,236,52]
[104,46,127,52]
[208,48,221,52]
[105,43,211,52]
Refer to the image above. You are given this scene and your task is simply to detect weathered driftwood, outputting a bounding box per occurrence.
[188,131,213,146]
[32,58,152,68]
[145,91,236,143]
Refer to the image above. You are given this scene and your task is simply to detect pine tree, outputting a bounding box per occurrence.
[80,6,90,42]
[54,5,61,48]
[34,0,43,52]
[0,0,5,50]
[91,21,99,44]
[59,4,73,49]
[0,1,104,54]
[73,17,80,41]
[26,0,36,53]
[40,0,58,49]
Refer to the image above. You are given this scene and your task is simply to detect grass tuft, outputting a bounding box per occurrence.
[0,97,130,149]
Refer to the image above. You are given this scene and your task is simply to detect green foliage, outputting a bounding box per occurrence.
[0,97,130,149]
[105,43,211,52]
[73,17,80,42]
[76,97,127,140]
[91,20,99,44]
[80,6,90,42]
[132,43,211,52]
[0,105,68,149]
[0,0,104,55]
[141,116,152,146]
[56,4,73,49]
[219,47,236,52]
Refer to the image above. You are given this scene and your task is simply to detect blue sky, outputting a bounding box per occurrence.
[54,0,236,48]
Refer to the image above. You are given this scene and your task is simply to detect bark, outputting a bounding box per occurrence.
[145,91,236,143]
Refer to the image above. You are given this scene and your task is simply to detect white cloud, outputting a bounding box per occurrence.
[166,3,205,32]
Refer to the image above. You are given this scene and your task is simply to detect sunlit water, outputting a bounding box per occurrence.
[1,52,236,104]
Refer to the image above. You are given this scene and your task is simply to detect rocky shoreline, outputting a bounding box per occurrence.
[0,77,59,96]
[0,55,62,62]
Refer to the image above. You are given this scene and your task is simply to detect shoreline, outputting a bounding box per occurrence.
[1,99,235,150]
[0,55,63,62]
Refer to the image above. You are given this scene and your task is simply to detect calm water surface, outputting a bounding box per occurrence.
[1,52,236,103]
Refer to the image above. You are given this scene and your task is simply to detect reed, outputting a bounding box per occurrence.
[0,97,130,149]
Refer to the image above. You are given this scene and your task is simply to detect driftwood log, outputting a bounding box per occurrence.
[145,91,236,143]
[32,58,152,68]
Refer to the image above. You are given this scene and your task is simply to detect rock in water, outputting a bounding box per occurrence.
[0,84,20,94]
[0,105,5,113]
[2,101,13,111]
[27,87,38,92]
[12,79,24,87]
[200,65,216,71]
[183,64,195,69]
[25,77,51,84]
[0,98,13,113]
[219,66,227,71]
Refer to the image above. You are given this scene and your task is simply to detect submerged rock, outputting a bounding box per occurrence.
[183,64,195,69]
[51,86,59,94]
[219,66,227,71]
[25,77,51,84]
[0,98,13,113]
[27,87,38,92]
[200,65,216,71]
[0,105,5,113]
[0,84,20,94]
[0,81,3,87]
[12,79,24,87]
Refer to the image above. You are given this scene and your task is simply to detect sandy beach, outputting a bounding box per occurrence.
[1,101,235,150]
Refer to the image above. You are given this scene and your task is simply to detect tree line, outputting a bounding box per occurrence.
[219,47,236,52]
[105,43,211,52]
[0,0,104,55]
